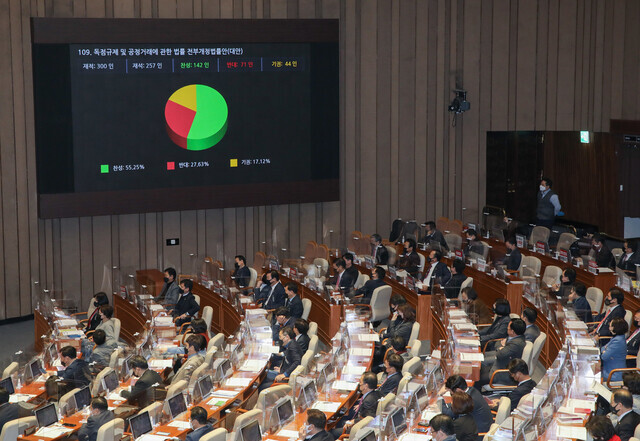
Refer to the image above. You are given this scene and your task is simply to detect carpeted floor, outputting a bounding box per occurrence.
[0,319,35,373]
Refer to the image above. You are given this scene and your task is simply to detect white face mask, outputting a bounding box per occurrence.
[539,185,546,192]
[305,424,313,436]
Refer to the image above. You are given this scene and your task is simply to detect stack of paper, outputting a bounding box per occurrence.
[457,339,480,347]
[167,421,192,429]
[342,365,366,376]
[356,334,379,342]
[239,360,265,372]
[348,348,371,357]
[225,377,252,388]
[459,352,484,362]
[311,401,342,412]
[331,380,358,391]
[35,425,73,438]
[56,318,77,327]
[153,316,174,326]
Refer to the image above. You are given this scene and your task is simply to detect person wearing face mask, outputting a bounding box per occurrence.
[610,389,640,441]
[232,255,251,289]
[551,267,576,298]
[601,318,628,383]
[536,177,562,229]
[441,259,465,298]
[568,283,592,323]
[93,305,116,342]
[155,267,179,306]
[120,356,163,400]
[618,240,640,275]
[460,287,492,325]
[353,266,386,304]
[590,288,626,346]
[77,397,114,441]
[477,318,526,389]
[463,229,484,258]
[397,239,421,278]
[478,298,511,349]
[253,272,271,303]
[420,221,449,250]
[381,304,416,348]
[488,358,536,412]
[422,250,451,291]
[56,346,92,387]
[330,372,381,439]
[259,326,302,391]
[301,409,333,441]
[262,270,286,312]
[590,234,615,268]
[502,237,522,271]
[626,310,640,365]
[170,279,200,328]
[370,233,389,265]
[428,414,457,441]
[185,406,213,441]
[440,375,492,433]
[171,334,205,385]
[342,253,359,285]
[521,307,540,343]
[85,292,109,333]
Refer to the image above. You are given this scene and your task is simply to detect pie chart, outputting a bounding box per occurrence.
[164,84,228,150]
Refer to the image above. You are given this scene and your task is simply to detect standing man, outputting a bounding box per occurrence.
[232,255,251,289]
[536,177,562,228]
[77,397,115,441]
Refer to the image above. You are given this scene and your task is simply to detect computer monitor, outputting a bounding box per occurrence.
[316,362,334,391]
[0,377,15,395]
[102,370,119,393]
[275,397,294,429]
[414,384,428,411]
[74,386,92,410]
[196,375,213,402]
[389,407,407,435]
[352,428,377,441]
[167,393,187,420]
[29,359,44,378]
[120,355,132,380]
[213,359,233,382]
[300,379,317,409]
[47,344,58,365]
[129,412,153,440]
[240,419,262,441]
[35,403,58,427]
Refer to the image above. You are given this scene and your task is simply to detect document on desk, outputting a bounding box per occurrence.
[56,318,77,327]
[565,320,588,331]
[153,316,174,326]
[257,344,281,354]
[355,333,379,342]
[448,309,467,317]
[35,425,73,438]
[9,393,35,403]
[454,323,477,331]
[311,401,342,412]
[331,380,359,391]
[254,332,272,341]
[349,348,371,357]
[556,424,587,440]
[342,365,366,376]
[347,320,366,329]
[397,434,433,441]
[459,352,484,362]
[457,339,480,347]
[245,308,267,316]
[149,304,163,312]
[591,380,612,403]
[566,398,596,413]
[277,430,300,438]
[138,434,174,441]
[168,420,192,429]
[149,359,173,369]
[225,377,253,388]
[239,359,266,372]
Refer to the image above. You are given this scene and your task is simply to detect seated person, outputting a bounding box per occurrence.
[232,255,251,289]
[252,273,271,302]
[618,240,640,274]
[85,292,109,333]
[622,372,640,414]
[370,233,389,265]
[377,353,403,395]
[441,259,465,299]
[155,267,179,306]
[591,289,626,345]
[388,336,411,362]
[478,298,511,350]
[428,414,457,441]
[330,258,354,292]
[422,250,451,290]
[77,397,114,441]
[440,375,492,434]
[569,283,592,323]
[169,279,200,328]
[460,287,492,325]
[0,387,20,435]
[489,359,536,411]
[185,318,210,344]
[172,334,205,385]
[259,327,302,391]
[302,409,334,441]
[284,283,304,319]
[353,266,386,304]
[585,415,620,441]
[449,391,478,441]
[521,307,540,343]
[381,304,416,348]
[293,319,311,353]
[94,305,117,342]
[186,406,213,441]
[610,388,640,441]
[502,237,522,271]
[628,310,640,365]
[330,372,381,439]
[591,234,615,268]
[420,221,448,250]
[342,253,359,285]
[120,356,163,400]
[601,318,628,383]
[551,268,576,297]
[88,329,117,372]
[261,271,286,311]
[57,346,92,387]
[376,294,406,331]
[477,318,526,389]
[397,238,421,278]
[463,229,484,257]
[272,307,295,346]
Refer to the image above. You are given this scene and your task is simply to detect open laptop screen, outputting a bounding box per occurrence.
[35,403,58,428]
[129,411,152,439]
[0,377,14,395]
[240,420,262,441]
[168,393,187,420]
[75,386,92,409]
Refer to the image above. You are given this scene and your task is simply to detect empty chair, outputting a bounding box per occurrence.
[109,348,123,370]
[301,298,312,321]
[308,335,319,355]
[408,322,420,348]
[449,220,464,238]
[520,255,541,277]
[248,267,258,289]
[348,417,374,440]
[199,428,228,441]
[59,388,81,414]
[112,318,121,342]
[93,367,115,396]
[0,416,37,441]
[417,253,426,273]
[349,231,363,254]
[495,397,511,425]
[189,363,210,391]
[369,285,392,323]
[138,402,163,423]
[308,322,318,337]
[409,340,422,358]
[556,232,576,252]
[288,366,304,391]
[229,409,262,438]
[385,246,397,266]
[201,306,213,337]
[2,362,18,380]
[626,310,633,337]
[528,226,550,248]
[444,233,462,251]
[376,393,396,415]
[253,251,266,271]
[586,287,604,315]
[397,373,412,396]
[541,265,562,288]
[401,357,422,376]
[255,385,292,412]
[166,379,188,399]
[529,332,547,373]
[209,333,225,352]
[436,217,449,233]
[460,277,473,290]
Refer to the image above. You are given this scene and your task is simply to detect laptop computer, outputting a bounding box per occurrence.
[128,411,153,440]
[35,403,58,428]
[102,370,119,393]
[389,406,407,436]
[0,377,15,395]
[167,393,187,420]
[30,359,44,378]
[240,419,262,441]
[275,397,294,430]
[120,355,133,381]
[74,386,92,410]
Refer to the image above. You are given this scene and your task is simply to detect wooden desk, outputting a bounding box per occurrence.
[34,309,52,354]
[191,283,242,337]
[136,269,165,296]
[113,294,148,346]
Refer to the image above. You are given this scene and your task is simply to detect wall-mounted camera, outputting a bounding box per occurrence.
[448,90,470,114]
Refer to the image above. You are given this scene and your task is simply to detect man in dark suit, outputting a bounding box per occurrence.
[521,307,541,343]
[304,409,334,441]
[626,310,640,367]
[478,318,527,388]
[120,356,163,400]
[569,283,592,323]
[611,388,640,441]
[284,283,304,319]
[331,258,355,292]
[378,353,403,396]
[0,387,19,435]
[354,266,386,304]
[262,270,287,311]
[294,319,311,353]
[260,327,302,391]
[155,268,180,306]
[170,279,200,328]
[370,234,389,265]
[618,240,640,275]
[442,259,466,299]
[421,221,449,250]
[489,359,536,412]
[397,239,421,278]
[342,253,360,285]
[464,229,484,257]
[272,307,296,346]
[503,237,522,271]
[590,288,626,346]
[591,234,614,268]
[422,249,451,290]
[77,397,115,441]
[186,406,213,441]
[440,375,493,433]
[552,268,577,298]
[331,372,382,439]
[478,298,511,349]
[232,255,251,289]
[57,346,92,387]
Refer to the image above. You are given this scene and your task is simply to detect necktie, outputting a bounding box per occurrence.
[628,329,640,344]
[355,395,364,414]
[337,272,341,287]
[597,307,613,332]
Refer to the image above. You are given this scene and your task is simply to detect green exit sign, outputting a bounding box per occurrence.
[580,131,590,143]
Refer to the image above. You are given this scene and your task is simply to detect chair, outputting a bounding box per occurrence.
[93,367,115,396]
[189,363,210,391]
[408,322,420,348]
[308,322,318,337]
[354,273,369,290]
[417,253,426,273]
[368,285,392,323]
[301,299,312,321]
[300,350,314,372]
[0,416,37,441]
[626,310,633,337]
[635,424,640,441]
[397,374,413,395]
[59,388,81,413]
[482,424,500,441]
[112,318,121,342]
[449,220,464,237]
[376,393,396,415]
[193,295,201,307]
[344,417,373,441]
[385,246,397,266]
[109,348,123,370]
[520,255,541,277]
[459,276,473,293]
[166,380,188,399]
[529,332,547,372]
[444,233,462,251]
[494,397,511,425]
[541,265,562,288]
[253,251,267,271]
[606,353,640,388]
[528,226,550,248]
[2,362,18,379]
[201,306,213,336]
[255,385,292,412]
[401,357,422,376]
[436,217,449,233]
[248,267,258,289]
[209,333,225,352]
[230,409,263,437]
[480,241,491,260]
[308,336,319,355]
[204,345,219,367]
[310,258,329,277]
[288,366,304,390]
[409,340,422,358]
[556,232,577,252]
[586,287,604,314]
[612,247,624,265]
[138,402,163,422]
[200,428,228,441]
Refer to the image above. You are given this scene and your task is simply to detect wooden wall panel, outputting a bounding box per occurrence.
[0,0,639,318]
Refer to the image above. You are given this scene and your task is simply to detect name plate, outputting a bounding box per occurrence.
[455,249,464,260]
[588,260,598,275]
[289,267,297,278]
[535,241,546,254]
[558,249,568,263]
[406,276,416,291]
[364,256,374,269]
[516,234,525,249]
[476,257,487,273]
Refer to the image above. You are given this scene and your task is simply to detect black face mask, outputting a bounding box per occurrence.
[163,277,169,283]
[234,263,240,269]
[94,301,99,307]
[634,320,640,328]
[404,248,409,254]
[179,288,185,294]
[604,298,612,306]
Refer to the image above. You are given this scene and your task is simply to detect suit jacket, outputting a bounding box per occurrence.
[464,240,485,258]
[77,410,115,441]
[58,358,92,387]
[273,317,296,345]
[355,279,385,304]
[618,252,640,272]
[172,353,204,385]
[422,229,449,250]
[424,261,451,288]
[253,283,271,304]
[573,296,592,323]
[594,305,626,339]
[345,266,359,286]
[173,293,200,318]
[0,403,19,436]
[479,315,510,347]
[504,248,522,271]
[602,335,627,383]
[306,430,334,441]
[296,334,310,353]
[452,414,477,441]
[628,329,640,357]
[377,372,401,396]
[441,387,492,433]
[86,309,103,333]
[355,390,382,420]
[285,295,304,319]
[524,324,541,343]
[232,266,251,289]
[121,368,163,399]
[509,379,536,411]
[280,340,303,377]
[397,251,421,278]
[442,273,466,299]
[186,424,213,441]
[264,282,286,310]
[383,319,414,346]
[89,339,118,369]
[593,244,614,268]
[156,281,180,305]
[493,335,526,372]
[373,245,389,265]
[615,410,640,441]
[96,319,116,342]
[333,271,355,291]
